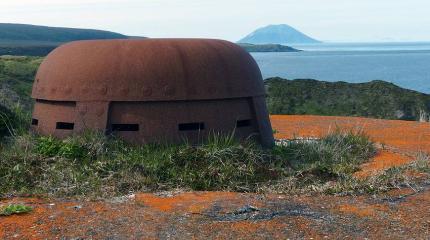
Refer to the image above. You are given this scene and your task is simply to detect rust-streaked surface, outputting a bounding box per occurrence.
[32,39,264,102]
[31,39,274,146]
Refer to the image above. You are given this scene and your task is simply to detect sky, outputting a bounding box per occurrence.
[0,0,429,42]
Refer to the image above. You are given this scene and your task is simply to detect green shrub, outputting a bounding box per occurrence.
[35,136,85,159]
[34,136,61,157]
[0,204,32,216]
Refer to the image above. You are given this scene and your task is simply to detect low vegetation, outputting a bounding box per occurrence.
[265,77,430,121]
[0,123,409,199]
[1,110,429,198]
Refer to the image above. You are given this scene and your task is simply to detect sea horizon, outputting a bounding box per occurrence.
[252,42,430,93]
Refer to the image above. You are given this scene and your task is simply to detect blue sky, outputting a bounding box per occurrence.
[0,0,429,42]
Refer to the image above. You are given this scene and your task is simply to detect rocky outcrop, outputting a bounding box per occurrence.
[419,109,430,122]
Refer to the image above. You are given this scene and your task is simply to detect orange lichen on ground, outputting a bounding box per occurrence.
[2,189,430,239]
[337,203,390,218]
[354,150,413,178]
[135,191,239,213]
[271,115,430,176]
[0,198,114,240]
[270,115,430,154]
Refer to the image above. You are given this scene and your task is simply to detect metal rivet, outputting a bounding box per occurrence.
[99,86,108,95]
[120,87,129,95]
[96,108,105,117]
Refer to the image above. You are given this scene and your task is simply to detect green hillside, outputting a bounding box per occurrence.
[0,23,130,56]
[265,78,430,121]
[0,23,127,43]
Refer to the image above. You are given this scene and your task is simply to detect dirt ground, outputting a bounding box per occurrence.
[1,115,430,239]
[271,115,430,177]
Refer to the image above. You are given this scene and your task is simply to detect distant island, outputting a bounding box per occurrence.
[237,43,300,52]
[238,24,321,45]
[265,78,430,122]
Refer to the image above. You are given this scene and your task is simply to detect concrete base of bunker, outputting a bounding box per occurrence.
[32,97,274,147]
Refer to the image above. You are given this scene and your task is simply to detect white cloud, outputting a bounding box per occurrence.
[0,0,429,42]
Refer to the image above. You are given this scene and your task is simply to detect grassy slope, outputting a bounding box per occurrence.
[265,77,430,121]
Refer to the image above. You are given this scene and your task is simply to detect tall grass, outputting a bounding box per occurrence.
[274,129,376,178]
[0,104,30,139]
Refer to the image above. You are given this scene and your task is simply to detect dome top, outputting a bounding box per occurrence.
[32,39,265,102]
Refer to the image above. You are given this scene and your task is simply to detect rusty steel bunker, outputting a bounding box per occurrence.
[31,39,274,146]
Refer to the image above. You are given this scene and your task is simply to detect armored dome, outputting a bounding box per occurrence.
[31,39,274,147]
[32,39,265,102]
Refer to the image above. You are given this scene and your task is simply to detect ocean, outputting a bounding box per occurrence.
[251,42,430,93]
